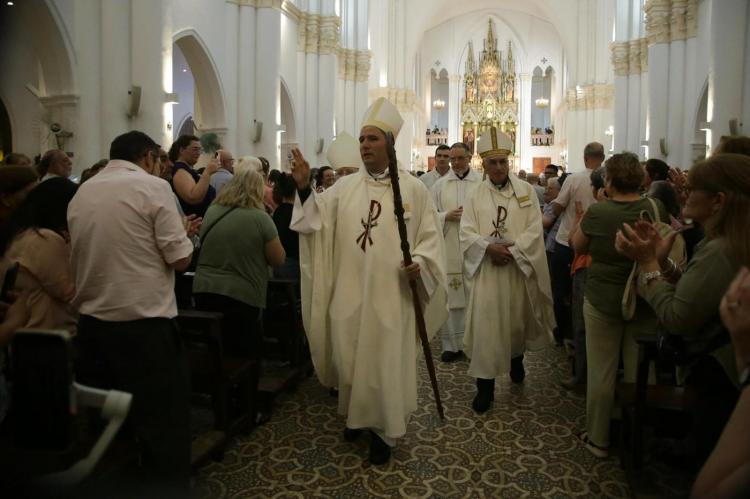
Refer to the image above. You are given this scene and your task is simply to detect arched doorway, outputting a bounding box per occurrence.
[172,30,227,141]
[279,78,298,172]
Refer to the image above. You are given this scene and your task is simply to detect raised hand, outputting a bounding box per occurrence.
[290,148,311,190]
[204,156,220,176]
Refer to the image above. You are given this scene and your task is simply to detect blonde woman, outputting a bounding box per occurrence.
[193,169,285,357]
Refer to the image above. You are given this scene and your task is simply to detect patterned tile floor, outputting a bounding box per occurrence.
[195,346,691,498]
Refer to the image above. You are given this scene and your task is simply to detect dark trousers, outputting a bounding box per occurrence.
[687,355,739,467]
[194,293,261,358]
[550,242,574,342]
[75,315,190,498]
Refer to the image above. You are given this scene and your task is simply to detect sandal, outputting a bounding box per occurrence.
[577,431,609,458]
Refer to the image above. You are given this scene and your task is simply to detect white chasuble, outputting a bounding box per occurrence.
[460,177,555,379]
[430,169,482,352]
[291,169,448,441]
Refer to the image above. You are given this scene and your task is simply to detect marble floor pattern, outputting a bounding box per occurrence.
[195,345,691,498]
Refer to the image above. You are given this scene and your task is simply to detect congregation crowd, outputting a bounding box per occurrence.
[1,95,749,497]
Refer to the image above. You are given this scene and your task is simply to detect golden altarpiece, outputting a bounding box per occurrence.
[461,20,519,168]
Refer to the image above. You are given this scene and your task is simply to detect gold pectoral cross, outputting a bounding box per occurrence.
[449,276,462,291]
[356,200,382,252]
[490,206,508,238]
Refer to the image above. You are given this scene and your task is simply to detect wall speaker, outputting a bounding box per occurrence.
[659,138,668,157]
[127,86,141,118]
[253,120,263,143]
[315,138,324,154]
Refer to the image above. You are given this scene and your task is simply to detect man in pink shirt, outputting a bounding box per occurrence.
[68,131,194,497]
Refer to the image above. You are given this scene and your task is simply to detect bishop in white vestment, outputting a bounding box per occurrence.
[461,128,555,413]
[290,98,448,464]
[431,142,482,361]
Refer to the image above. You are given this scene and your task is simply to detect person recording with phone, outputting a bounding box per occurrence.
[168,134,218,218]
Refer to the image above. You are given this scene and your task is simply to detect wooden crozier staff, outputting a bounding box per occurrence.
[385,132,444,420]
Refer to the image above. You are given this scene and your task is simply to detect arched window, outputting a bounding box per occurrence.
[530,66,554,146]
[427,68,449,146]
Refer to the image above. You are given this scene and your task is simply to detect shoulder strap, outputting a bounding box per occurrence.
[647,197,662,224]
[200,206,237,245]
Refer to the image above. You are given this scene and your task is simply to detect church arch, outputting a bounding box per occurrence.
[279,77,299,171]
[173,30,227,133]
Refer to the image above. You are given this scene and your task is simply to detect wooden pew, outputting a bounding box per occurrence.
[175,310,259,468]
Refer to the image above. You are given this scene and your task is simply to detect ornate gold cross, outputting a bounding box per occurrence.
[449,277,462,291]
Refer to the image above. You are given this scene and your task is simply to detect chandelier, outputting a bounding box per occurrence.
[432,99,446,110]
[535,97,549,108]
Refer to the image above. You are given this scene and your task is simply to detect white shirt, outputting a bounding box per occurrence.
[68,160,194,321]
[553,170,596,247]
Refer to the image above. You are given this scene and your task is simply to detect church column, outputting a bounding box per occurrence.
[317,0,337,165]
[707,0,748,149]
[237,4,256,156]
[612,0,630,152]
[681,0,698,166]
[448,74,460,146]
[645,0,670,160]
[303,4,320,162]
[666,0,687,166]
[130,0,167,144]
[255,6,281,165]
[98,0,130,155]
[353,0,370,129]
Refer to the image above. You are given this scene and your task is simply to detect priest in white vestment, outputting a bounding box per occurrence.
[461,127,555,413]
[430,142,482,362]
[420,144,451,189]
[289,98,448,465]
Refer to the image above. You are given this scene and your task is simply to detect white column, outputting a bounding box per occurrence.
[317,0,336,165]
[222,1,240,156]
[70,0,102,171]
[304,50,319,162]
[707,0,748,149]
[448,74,460,145]
[255,7,281,165]
[237,5,256,156]
[667,37,685,166]
[612,0,630,152]
[647,43,669,160]
[99,0,131,154]
[130,0,166,143]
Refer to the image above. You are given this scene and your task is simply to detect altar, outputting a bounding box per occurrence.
[460,20,519,170]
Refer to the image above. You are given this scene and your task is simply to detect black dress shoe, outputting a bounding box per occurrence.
[472,378,495,413]
[343,427,363,442]
[440,350,462,362]
[510,355,525,384]
[368,431,391,465]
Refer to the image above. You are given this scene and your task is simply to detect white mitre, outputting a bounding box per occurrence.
[477,126,514,159]
[326,132,362,171]
[234,156,263,175]
[361,97,404,139]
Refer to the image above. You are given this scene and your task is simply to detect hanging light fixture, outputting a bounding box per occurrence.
[432,99,446,110]
[535,97,549,108]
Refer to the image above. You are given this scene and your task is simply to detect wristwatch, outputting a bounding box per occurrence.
[740,364,750,388]
[638,270,662,288]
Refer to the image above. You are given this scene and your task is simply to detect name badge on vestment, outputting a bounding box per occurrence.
[516,194,532,208]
